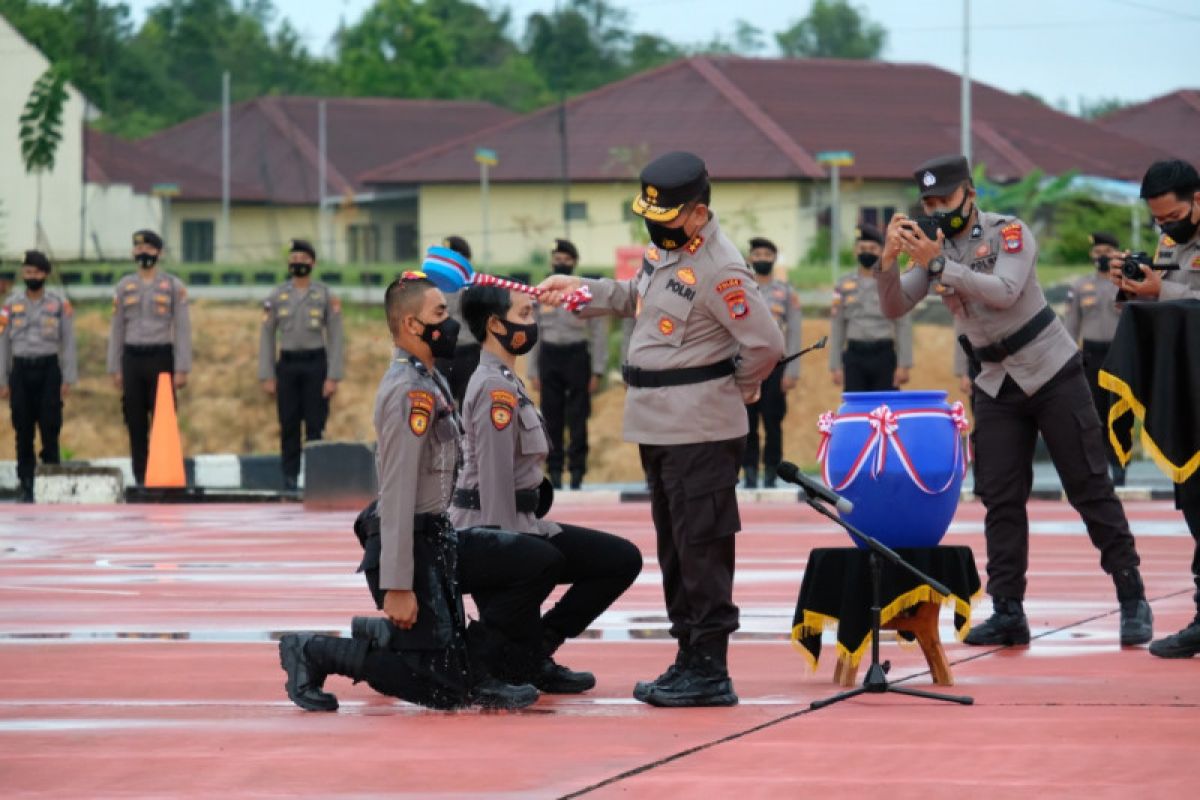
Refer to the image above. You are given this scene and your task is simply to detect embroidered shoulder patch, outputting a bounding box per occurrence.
[408,390,434,436]
[715,277,741,293]
[1001,222,1023,254]
[490,389,516,431]
[724,289,749,320]
[62,300,73,317]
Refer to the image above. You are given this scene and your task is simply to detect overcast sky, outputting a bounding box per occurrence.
[126,0,1200,113]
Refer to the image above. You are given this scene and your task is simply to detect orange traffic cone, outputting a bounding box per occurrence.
[145,372,186,488]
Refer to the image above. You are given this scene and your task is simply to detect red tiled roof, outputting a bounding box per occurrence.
[362,57,1169,186]
[1098,90,1200,168]
[132,96,515,204]
[85,129,262,200]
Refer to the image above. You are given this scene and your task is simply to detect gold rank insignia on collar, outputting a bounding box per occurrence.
[684,235,704,254]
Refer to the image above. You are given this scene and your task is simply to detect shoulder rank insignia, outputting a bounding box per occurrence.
[684,235,704,255]
[0,307,8,334]
[490,389,517,430]
[676,267,696,286]
[1160,234,1176,248]
[408,391,434,436]
[1001,222,1023,254]
[646,245,661,263]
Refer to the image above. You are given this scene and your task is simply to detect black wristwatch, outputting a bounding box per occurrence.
[926,255,946,277]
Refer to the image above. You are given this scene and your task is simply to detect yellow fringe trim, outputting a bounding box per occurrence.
[790,586,981,670]
[1099,369,1200,483]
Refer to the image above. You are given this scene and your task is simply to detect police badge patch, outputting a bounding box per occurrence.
[490,390,517,430]
[1001,223,1023,254]
[724,289,749,320]
[408,391,434,436]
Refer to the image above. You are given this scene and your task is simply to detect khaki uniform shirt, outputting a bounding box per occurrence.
[449,351,560,537]
[829,271,914,371]
[106,271,192,373]
[374,351,461,592]
[0,290,78,386]
[755,278,803,380]
[1064,271,1122,343]
[580,213,785,445]
[1151,230,1200,301]
[258,280,346,380]
[526,305,608,378]
[877,211,1076,398]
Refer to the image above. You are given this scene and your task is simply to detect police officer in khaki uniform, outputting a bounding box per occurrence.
[830,225,914,392]
[1108,159,1200,658]
[106,230,192,486]
[0,251,77,502]
[450,284,641,693]
[742,237,800,489]
[528,240,608,490]
[259,240,345,491]
[876,155,1153,648]
[438,235,482,406]
[1064,231,1128,485]
[279,275,571,712]
[539,151,785,707]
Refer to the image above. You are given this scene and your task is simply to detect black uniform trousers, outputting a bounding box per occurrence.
[640,437,744,651]
[744,364,786,474]
[437,343,481,409]
[1081,339,1133,472]
[973,355,1140,600]
[533,523,643,640]
[1175,477,1200,583]
[539,342,593,479]
[276,348,329,482]
[9,355,63,487]
[843,339,897,392]
[121,345,174,486]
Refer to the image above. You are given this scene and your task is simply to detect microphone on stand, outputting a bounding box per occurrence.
[776,462,854,514]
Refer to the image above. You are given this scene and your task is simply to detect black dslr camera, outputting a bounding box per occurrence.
[903,216,941,240]
[1120,252,1155,281]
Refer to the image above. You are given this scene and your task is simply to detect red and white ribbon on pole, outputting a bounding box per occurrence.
[816,402,972,496]
[469,273,593,312]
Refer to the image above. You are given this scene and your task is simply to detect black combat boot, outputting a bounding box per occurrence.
[1149,579,1200,659]
[569,471,584,491]
[18,479,33,504]
[533,628,595,694]
[641,640,737,708]
[549,473,563,490]
[351,615,394,649]
[743,468,758,490]
[1113,567,1154,646]
[963,597,1031,646]
[282,475,299,492]
[633,644,691,703]
[763,466,778,489]
[279,633,368,712]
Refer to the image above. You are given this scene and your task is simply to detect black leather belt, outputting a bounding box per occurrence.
[846,339,895,352]
[13,354,57,367]
[280,348,326,362]
[974,306,1057,363]
[453,488,539,514]
[621,358,736,388]
[124,343,173,356]
[359,512,446,547]
[1082,339,1111,353]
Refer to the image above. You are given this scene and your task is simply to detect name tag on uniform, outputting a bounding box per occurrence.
[124,295,139,306]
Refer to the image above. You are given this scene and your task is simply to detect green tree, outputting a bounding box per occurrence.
[19,66,69,246]
[776,0,886,59]
[1078,96,1129,119]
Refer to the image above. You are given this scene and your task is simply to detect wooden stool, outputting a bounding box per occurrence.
[832,601,954,687]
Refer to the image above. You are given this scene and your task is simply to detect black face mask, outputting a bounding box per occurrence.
[135,252,158,269]
[24,278,46,292]
[856,252,880,269]
[417,316,460,359]
[552,261,574,275]
[932,197,972,238]
[1160,203,1199,244]
[750,259,774,276]
[289,262,313,278]
[1095,256,1111,272]
[493,318,538,356]
[646,219,692,251]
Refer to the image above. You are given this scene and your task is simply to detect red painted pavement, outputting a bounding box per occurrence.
[0,500,1196,798]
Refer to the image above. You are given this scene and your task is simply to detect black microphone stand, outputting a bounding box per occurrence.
[799,488,973,709]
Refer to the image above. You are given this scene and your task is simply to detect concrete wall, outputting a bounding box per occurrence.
[0,16,86,261]
[83,182,164,261]
[163,202,321,264]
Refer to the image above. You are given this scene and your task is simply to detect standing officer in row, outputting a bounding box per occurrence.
[259,239,345,491]
[876,154,1153,648]
[438,235,482,406]
[1108,159,1200,658]
[742,237,800,489]
[539,151,785,707]
[106,230,191,486]
[829,224,913,392]
[1063,231,1128,486]
[0,251,77,503]
[528,239,608,490]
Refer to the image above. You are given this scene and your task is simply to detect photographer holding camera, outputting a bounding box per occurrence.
[875,155,1153,649]
[1106,159,1200,658]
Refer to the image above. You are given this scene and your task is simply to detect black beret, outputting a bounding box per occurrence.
[289,238,316,259]
[748,237,777,254]
[552,239,579,260]
[914,155,972,198]
[443,235,472,260]
[856,224,885,245]
[132,229,163,249]
[632,151,710,222]
[23,249,51,273]
[1089,231,1119,248]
